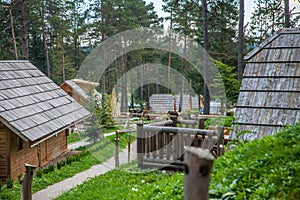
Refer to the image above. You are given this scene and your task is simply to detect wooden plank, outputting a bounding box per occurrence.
[143,126,216,136]
[151,131,157,159]
[158,132,164,159]
[137,124,143,167]
[165,133,170,160]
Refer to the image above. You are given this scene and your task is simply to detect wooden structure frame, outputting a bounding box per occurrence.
[137,119,223,169]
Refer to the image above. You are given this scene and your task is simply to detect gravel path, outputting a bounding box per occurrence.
[32,141,137,200]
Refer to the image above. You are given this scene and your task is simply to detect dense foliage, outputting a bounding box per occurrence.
[210,124,300,199]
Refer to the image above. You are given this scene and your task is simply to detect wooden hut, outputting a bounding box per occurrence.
[149,94,175,113]
[231,28,300,140]
[0,61,91,181]
[72,79,99,96]
[60,80,90,106]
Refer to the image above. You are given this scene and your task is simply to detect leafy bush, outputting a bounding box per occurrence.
[18,174,23,184]
[209,125,300,199]
[36,169,43,178]
[6,178,13,189]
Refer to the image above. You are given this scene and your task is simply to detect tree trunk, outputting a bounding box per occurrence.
[284,0,290,28]
[101,5,106,100]
[40,1,50,77]
[120,40,128,113]
[61,35,65,82]
[9,1,18,59]
[179,34,187,113]
[202,0,210,115]
[19,0,28,60]
[238,0,244,81]
[167,10,173,94]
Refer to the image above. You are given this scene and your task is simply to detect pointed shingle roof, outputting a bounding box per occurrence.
[0,60,91,142]
[231,28,300,140]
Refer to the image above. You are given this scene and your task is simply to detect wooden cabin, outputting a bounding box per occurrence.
[60,79,100,107]
[149,94,176,113]
[230,28,300,140]
[72,79,99,96]
[0,61,91,182]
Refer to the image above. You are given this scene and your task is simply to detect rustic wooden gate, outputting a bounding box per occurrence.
[137,123,223,169]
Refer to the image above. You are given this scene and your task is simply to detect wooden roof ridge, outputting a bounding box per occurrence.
[244,27,300,61]
[0,60,29,63]
[63,80,90,100]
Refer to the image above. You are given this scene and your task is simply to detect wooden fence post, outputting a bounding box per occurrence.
[137,123,143,168]
[168,111,178,127]
[198,118,205,129]
[184,147,214,200]
[216,126,224,156]
[22,163,37,200]
[114,131,119,167]
[127,133,131,162]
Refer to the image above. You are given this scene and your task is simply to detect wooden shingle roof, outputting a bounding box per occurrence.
[232,28,300,140]
[0,60,91,142]
[65,80,90,100]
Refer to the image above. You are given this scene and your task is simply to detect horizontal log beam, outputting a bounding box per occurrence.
[143,125,216,136]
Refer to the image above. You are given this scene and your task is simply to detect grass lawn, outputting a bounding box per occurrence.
[0,132,136,200]
[67,132,82,144]
[55,162,183,200]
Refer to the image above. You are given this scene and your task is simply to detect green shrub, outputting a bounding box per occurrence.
[36,169,43,178]
[209,125,300,199]
[48,165,55,172]
[42,168,48,174]
[17,174,23,184]
[6,178,13,189]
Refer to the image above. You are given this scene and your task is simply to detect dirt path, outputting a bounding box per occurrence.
[32,141,137,200]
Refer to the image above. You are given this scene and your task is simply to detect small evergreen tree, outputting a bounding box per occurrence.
[85,97,103,143]
[99,95,115,129]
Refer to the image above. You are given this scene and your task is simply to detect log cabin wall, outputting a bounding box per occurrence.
[9,130,67,180]
[0,123,10,182]
[232,28,300,140]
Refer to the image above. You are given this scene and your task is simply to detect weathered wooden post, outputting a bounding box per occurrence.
[127,132,131,162]
[168,111,178,127]
[137,123,143,168]
[114,131,119,167]
[22,163,37,200]
[216,126,224,156]
[184,147,214,200]
[198,118,205,129]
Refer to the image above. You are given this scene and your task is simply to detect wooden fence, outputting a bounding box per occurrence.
[137,119,224,169]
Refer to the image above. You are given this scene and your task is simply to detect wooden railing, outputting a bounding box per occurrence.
[137,122,224,169]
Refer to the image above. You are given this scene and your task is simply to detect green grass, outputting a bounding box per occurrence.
[103,125,122,133]
[0,132,136,200]
[55,162,183,200]
[67,132,82,144]
[205,115,234,128]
